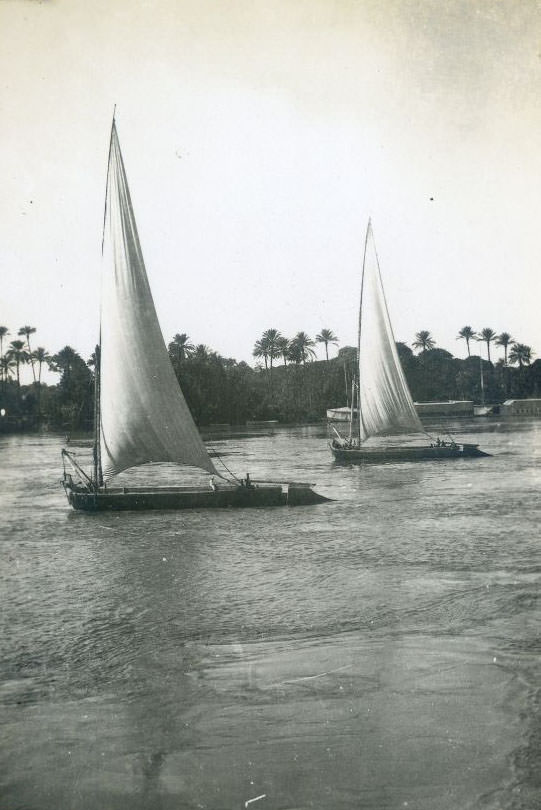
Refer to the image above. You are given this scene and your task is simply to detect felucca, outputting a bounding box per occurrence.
[62,120,328,510]
[330,221,489,462]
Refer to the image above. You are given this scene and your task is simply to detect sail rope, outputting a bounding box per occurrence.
[204,440,242,484]
[62,449,94,488]
[421,427,462,447]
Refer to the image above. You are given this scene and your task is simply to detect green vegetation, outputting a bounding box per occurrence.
[476,327,498,362]
[316,329,339,362]
[0,322,539,433]
[412,330,436,353]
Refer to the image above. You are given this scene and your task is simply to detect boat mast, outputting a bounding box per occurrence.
[92,343,103,488]
[480,356,485,407]
[357,220,371,445]
[93,112,116,490]
[348,375,355,442]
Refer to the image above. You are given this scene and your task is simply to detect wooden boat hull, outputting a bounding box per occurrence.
[330,442,489,463]
[64,483,329,512]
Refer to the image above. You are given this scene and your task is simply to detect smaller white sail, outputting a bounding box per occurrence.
[99,121,218,479]
[357,222,423,442]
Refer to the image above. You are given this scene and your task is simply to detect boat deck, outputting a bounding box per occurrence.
[330,442,489,462]
[64,482,329,511]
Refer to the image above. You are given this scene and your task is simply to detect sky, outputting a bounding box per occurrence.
[1,0,540,384]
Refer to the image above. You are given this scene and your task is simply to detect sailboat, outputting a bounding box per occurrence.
[62,120,328,511]
[330,221,489,462]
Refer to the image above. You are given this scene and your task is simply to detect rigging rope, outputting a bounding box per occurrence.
[204,440,242,484]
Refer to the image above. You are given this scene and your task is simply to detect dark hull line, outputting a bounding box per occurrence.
[63,482,329,512]
[330,442,490,463]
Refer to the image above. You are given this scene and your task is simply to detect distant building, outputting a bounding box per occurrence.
[326,407,358,422]
[414,400,474,417]
[501,399,541,416]
[327,400,474,421]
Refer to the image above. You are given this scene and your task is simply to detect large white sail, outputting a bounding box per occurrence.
[357,221,423,442]
[99,121,218,479]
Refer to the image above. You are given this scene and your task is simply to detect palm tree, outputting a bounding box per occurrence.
[52,346,78,385]
[476,328,497,362]
[169,333,195,363]
[0,355,15,391]
[6,340,29,390]
[412,330,436,353]
[32,347,51,419]
[192,344,212,361]
[18,326,37,382]
[275,336,290,367]
[457,326,476,357]
[32,347,51,382]
[0,326,9,371]
[508,343,532,368]
[261,329,282,376]
[287,341,302,366]
[496,332,514,365]
[316,328,339,362]
[287,333,316,412]
[252,337,270,372]
[290,332,316,366]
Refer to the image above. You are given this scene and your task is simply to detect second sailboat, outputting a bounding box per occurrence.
[330,221,489,462]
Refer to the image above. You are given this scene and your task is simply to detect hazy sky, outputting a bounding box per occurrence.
[2,0,540,383]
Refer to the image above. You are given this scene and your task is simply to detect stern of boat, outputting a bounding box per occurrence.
[286,483,330,505]
[461,443,491,457]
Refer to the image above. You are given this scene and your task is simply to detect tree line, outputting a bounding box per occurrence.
[0,326,93,430]
[0,322,538,431]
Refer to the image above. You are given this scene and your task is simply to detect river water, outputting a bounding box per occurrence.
[1,419,540,810]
